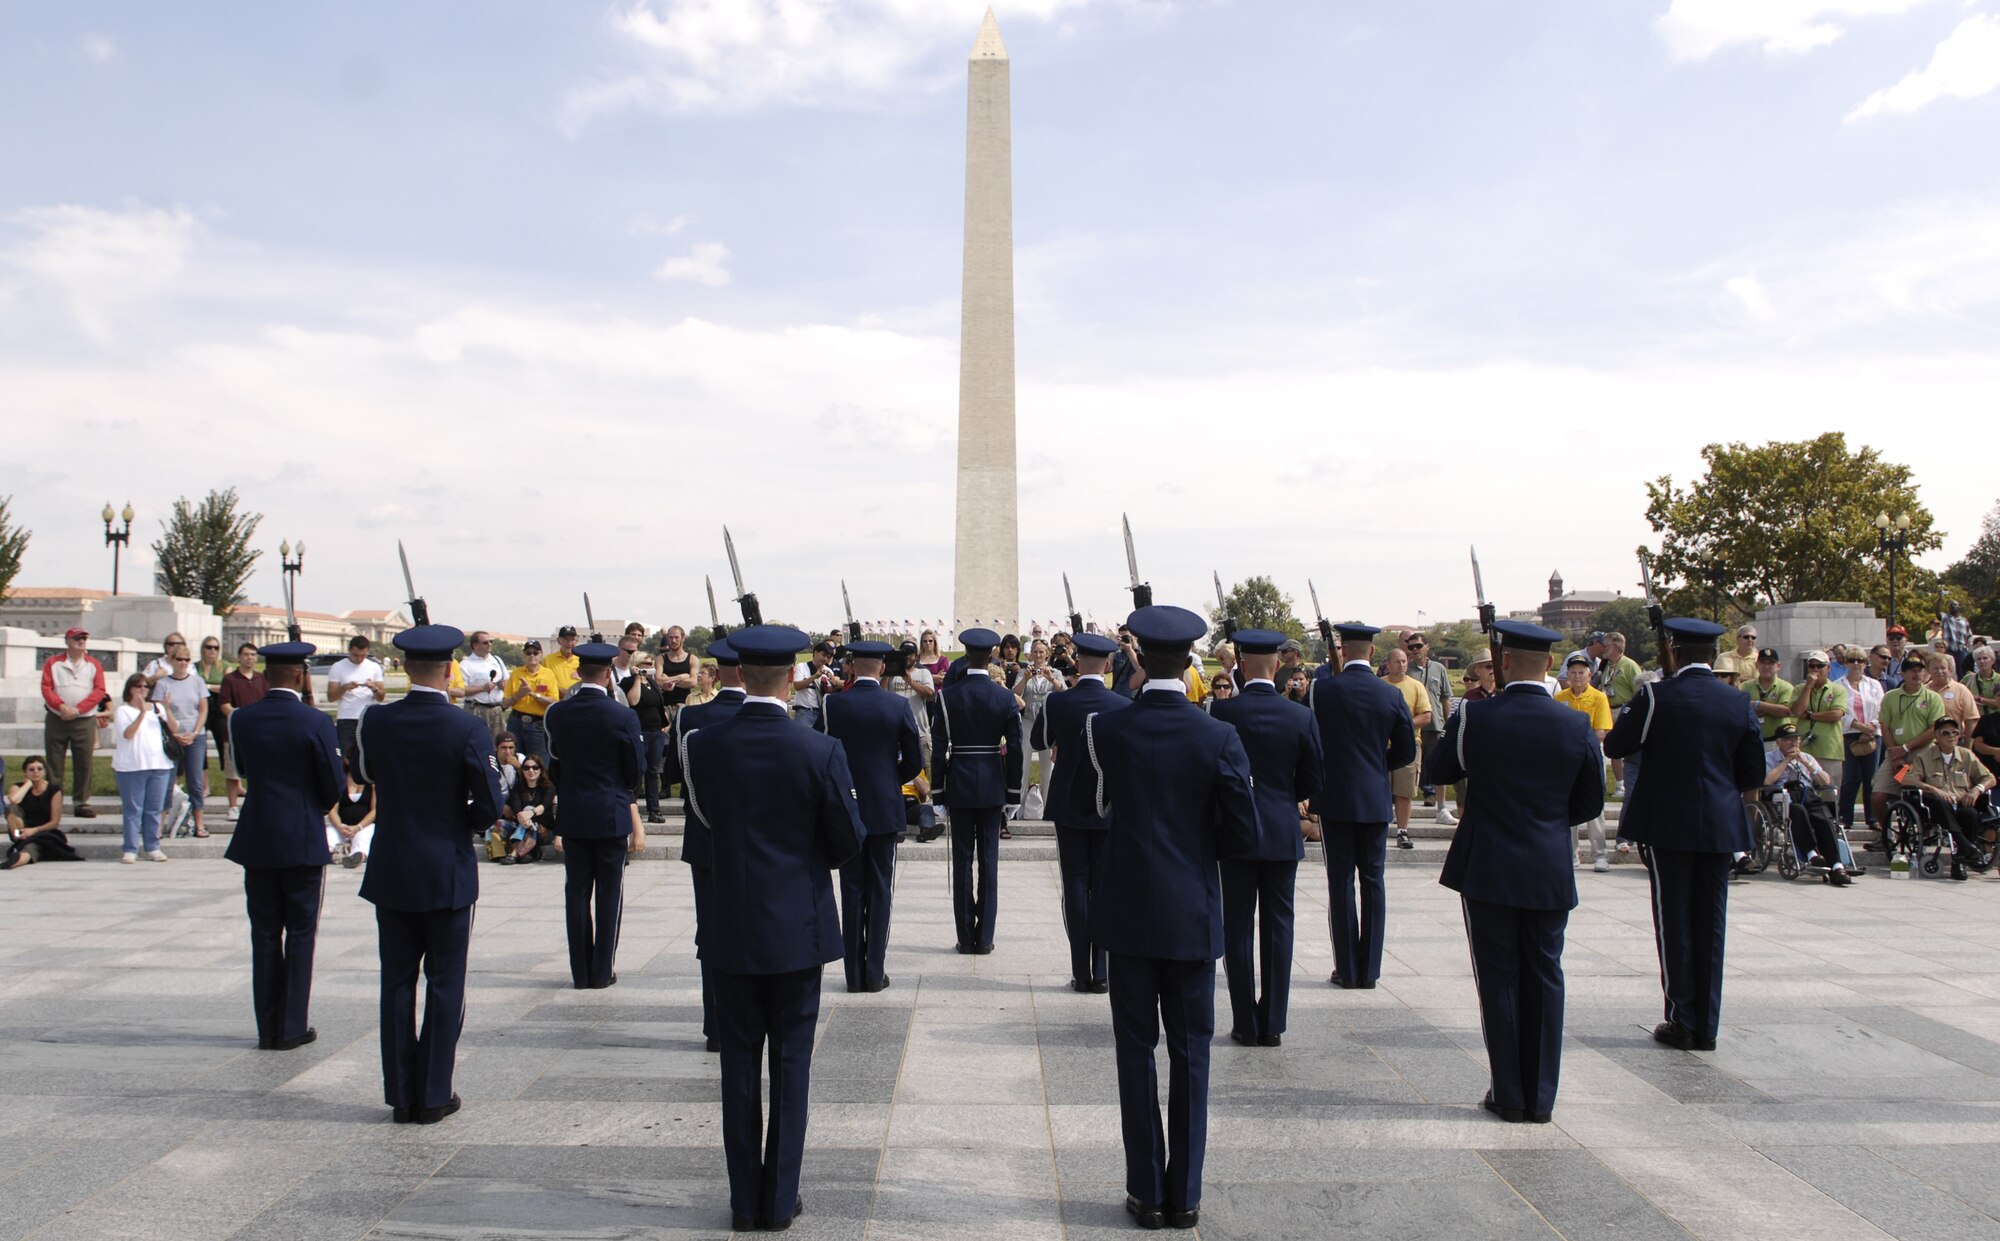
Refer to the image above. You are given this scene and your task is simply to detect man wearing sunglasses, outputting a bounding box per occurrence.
[1404,633,1455,827]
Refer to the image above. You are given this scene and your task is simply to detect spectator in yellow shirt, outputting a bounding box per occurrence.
[543,624,582,696]
[1555,652,1616,871]
[1380,647,1433,849]
[501,640,562,761]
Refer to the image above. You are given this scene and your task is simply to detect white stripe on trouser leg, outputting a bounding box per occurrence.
[1460,897,1493,1093]
[1640,844,1678,1028]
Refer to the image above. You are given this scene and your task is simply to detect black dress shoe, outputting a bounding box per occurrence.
[974,943,994,955]
[956,943,976,955]
[1652,1021,1717,1052]
[75,805,97,818]
[733,1215,756,1232]
[1528,1111,1553,1124]
[1829,868,1853,886]
[866,976,891,993]
[1166,1205,1199,1229]
[1125,1195,1165,1230]
[847,982,864,994]
[272,1028,317,1051]
[588,973,618,990]
[763,1196,803,1230]
[1091,980,1109,994]
[413,1094,462,1125]
[1228,1029,1256,1047]
[1071,979,1094,994]
[1260,1034,1282,1047]
[706,1037,720,1053]
[1329,972,1342,987]
[257,1036,275,1051]
[391,1106,414,1124]
[1482,1089,1525,1123]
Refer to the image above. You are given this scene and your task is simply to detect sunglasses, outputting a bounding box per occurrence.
[522,763,543,771]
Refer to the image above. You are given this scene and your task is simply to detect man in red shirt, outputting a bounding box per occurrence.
[218,641,272,816]
[40,628,108,818]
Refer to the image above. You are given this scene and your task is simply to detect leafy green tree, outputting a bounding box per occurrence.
[1944,501,2000,636]
[1643,433,1941,631]
[1584,598,1658,665]
[1419,619,1485,664]
[1210,575,1307,645]
[684,625,715,657]
[151,488,263,614]
[0,496,28,604]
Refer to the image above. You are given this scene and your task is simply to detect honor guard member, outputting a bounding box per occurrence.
[354,624,504,1124]
[1603,617,1764,1052]
[1071,605,1258,1231]
[931,627,1024,954]
[677,637,746,1052]
[225,641,345,1051]
[682,626,865,1232]
[1031,631,1130,992]
[816,640,924,993]
[1209,629,1325,1047]
[1424,620,1605,1123]
[544,641,644,990]
[1308,623,1417,989]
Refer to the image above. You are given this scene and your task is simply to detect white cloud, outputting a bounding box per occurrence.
[1724,274,1777,321]
[79,33,117,64]
[1655,0,1934,61]
[1,204,197,341]
[1847,13,2000,120]
[654,240,732,286]
[564,0,1104,124]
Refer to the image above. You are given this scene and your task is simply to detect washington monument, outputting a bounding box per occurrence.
[952,8,1019,635]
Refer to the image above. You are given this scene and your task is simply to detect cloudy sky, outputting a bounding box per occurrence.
[5,1,1997,636]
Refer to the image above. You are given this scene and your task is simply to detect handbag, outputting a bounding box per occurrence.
[1847,732,1878,757]
[156,705,185,763]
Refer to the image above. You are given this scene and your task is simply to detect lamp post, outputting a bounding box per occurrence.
[1876,511,1912,628]
[279,539,306,643]
[101,502,135,595]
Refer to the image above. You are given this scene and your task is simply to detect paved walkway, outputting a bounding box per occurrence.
[5,858,2000,1239]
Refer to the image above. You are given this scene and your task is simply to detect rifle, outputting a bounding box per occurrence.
[397,540,431,628]
[1062,572,1084,636]
[1306,579,1335,652]
[1213,571,1237,643]
[1638,548,1673,674]
[1122,514,1153,610]
[1470,545,1500,669]
[841,580,862,644]
[723,526,764,627]
[583,592,602,644]
[705,575,727,640]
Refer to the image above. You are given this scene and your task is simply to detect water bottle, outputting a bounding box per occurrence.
[1890,850,1911,879]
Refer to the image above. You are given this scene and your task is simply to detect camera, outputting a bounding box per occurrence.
[885,648,909,679]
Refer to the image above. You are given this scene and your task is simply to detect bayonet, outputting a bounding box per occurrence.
[1637,547,1672,673]
[1307,578,1334,650]
[583,592,600,643]
[722,526,763,627]
[841,580,861,643]
[1062,572,1084,636]
[397,539,430,628]
[705,575,727,639]
[1213,571,1237,643]
[1121,513,1153,609]
[1470,545,1495,634]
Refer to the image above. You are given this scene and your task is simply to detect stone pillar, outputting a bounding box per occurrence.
[1755,601,1886,680]
[952,9,1020,636]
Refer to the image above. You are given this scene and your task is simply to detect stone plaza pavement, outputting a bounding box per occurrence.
[7,859,2000,1240]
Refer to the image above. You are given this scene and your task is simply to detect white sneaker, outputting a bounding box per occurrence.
[146,850,169,862]
[1593,857,1611,873]
[119,852,137,864]
[1436,808,1458,827]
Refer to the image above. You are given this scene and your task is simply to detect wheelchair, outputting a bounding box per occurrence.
[1882,784,1998,878]
[1745,782,1863,881]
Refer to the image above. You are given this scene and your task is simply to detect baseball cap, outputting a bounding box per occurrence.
[557,624,578,638]
[1586,630,1607,643]
[1887,625,1908,637]
[1774,722,1799,739]
[1564,651,1591,668]
[64,626,88,639]
[1757,647,1779,661]
[1902,653,1926,670]
[1804,649,1830,665]
[1280,637,1303,653]
[523,639,543,653]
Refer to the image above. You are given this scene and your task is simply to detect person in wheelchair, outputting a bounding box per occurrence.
[1762,723,1852,885]
[1904,718,1997,881]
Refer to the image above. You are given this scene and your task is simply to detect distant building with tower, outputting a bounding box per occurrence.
[1538,570,1621,634]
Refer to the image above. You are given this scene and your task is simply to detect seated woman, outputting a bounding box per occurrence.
[498,757,556,864]
[325,775,377,869]
[6,755,84,868]
[1764,723,1851,886]
[1905,717,1997,880]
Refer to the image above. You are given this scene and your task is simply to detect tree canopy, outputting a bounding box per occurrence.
[1643,433,1941,631]
[151,488,263,614]
[1583,598,1658,665]
[1945,500,2000,636]
[0,496,28,605]
[1210,575,1307,648]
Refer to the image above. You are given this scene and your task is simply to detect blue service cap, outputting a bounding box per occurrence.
[728,625,811,666]
[393,624,466,661]
[844,640,894,658]
[1125,605,1207,647]
[1333,622,1381,642]
[1491,619,1563,652]
[1070,633,1119,657]
[1665,617,1728,642]
[707,637,739,667]
[257,641,316,665]
[959,627,1001,651]
[573,641,621,666]
[1232,628,1288,655]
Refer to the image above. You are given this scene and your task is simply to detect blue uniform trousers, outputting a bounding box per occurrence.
[714,965,822,1225]
[1641,845,1732,1041]
[1461,897,1567,1117]
[1055,826,1109,986]
[1220,859,1297,1041]
[839,835,897,990]
[375,904,472,1111]
[563,836,625,988]
[690,865,714,1042]
[948,807,1002,949]
[244,865,324,1045]
[1109,954,1214,1210]
[1323,821,1388,985]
